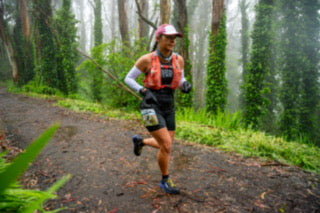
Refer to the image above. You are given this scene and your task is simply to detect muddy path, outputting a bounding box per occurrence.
[0,87,319,213]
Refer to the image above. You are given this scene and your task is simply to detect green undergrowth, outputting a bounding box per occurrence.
[176,107,244,130]
[56,99,140,120]
[6,80,65,97]
[0,124,71,212]
[177,121,320,174]
[5,88,320,174]
[6,82,140,120]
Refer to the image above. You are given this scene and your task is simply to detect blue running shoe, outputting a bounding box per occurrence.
[132,135,144,156]
[160,177,180,194]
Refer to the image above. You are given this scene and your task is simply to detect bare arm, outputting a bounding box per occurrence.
[135,54,152,73]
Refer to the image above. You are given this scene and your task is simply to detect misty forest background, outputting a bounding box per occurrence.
[0,0,319,145]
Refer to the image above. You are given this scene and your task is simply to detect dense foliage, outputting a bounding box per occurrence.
[243,0,274,129]
[279,1,320,143]
[299,2,319,140]
[239,0,249,108]
[54,0,79,95]
[32,0,58,89]
[77,39,149,108]
[0,42,11,80]
[28,0,79,96]
[206,13,228,114]
[0,125,71,212]
[90,0,103,102]
[241,0,320,144]
[94,0,103,47]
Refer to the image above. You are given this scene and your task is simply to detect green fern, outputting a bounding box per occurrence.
[0,124,72,212]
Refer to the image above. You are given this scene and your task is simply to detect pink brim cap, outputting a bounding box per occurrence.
[156,24,183,38]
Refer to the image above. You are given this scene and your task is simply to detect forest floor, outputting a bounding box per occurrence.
[0,87,319,213]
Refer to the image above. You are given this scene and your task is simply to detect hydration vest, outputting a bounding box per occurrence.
[143,51,182,90]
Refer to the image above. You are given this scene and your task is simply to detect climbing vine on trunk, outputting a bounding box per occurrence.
[206,12,227,114]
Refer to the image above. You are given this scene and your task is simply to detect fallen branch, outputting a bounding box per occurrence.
[261,162,289,167]
[76,48,142,101]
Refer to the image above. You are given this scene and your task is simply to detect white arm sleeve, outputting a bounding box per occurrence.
[125,66,144,93]
[179,69,187,88]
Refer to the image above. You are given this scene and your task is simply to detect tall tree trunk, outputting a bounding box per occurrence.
[138,0,149,39]
[90,0,103,102]
[211,0,224,53]
[299,1,320,142]
[52,0,63,11]
[94,0,103,46]
[160,0,171,24]
[0,1,19,81]
[190,0,209,109]
[173,0,188,65]
[187,0,199,19]
[0,41,11,80]
[89,12,94,49]
[279,1,302,139]
[110,0,117,40]
[56,0,79,95]
[14,0,34,85]
[77,0,86,51]
[33,0,58,88]
[118,0,130,45]
[239,0,249,108]
[206,0,227,113]
[174,0,193,107]
[19,0,31,39]
[243,0,274,129]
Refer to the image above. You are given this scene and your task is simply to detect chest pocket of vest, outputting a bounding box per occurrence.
[144,51,182,90]
[161,64,174,86]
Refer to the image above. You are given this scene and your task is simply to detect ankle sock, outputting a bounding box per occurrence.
[162,175,169,181]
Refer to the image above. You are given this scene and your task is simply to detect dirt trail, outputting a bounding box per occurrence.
[0,87,319,213]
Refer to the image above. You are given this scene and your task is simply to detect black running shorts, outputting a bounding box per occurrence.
[146,107,176,132]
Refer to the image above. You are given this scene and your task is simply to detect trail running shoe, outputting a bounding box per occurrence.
[160,177,180,194]
[132,135,144,156]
